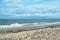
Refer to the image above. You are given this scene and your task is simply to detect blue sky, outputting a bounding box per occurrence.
[0,0,60,19]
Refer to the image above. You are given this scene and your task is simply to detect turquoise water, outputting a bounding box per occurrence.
[0,19,60,28]
[0,19,60,25]
[0,19,60,32]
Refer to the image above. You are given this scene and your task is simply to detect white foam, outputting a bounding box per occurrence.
[32,22,60,27]
[0,22,60,28]
[0,23,24,28]
[10,23,24,27]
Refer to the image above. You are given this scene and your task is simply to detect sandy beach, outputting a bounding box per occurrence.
[0,0,60,40]
[0,27,60,40]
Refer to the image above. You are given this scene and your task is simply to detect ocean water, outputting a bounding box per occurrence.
[0,19,60,28]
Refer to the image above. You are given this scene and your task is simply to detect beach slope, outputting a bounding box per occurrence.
[0,27,60,40]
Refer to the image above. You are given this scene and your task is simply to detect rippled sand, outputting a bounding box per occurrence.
[0,27,60,40]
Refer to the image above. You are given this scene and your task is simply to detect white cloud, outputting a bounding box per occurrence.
[32,0,43,3]
[24,4,60,15]
[8,13,59,17]
[2,3,60,18]
[4,0,21,4]
[0,0,60,19]
[4,0,23,8]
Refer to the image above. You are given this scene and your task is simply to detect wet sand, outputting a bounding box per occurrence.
[0,27,60,40]
[0,22,60,33]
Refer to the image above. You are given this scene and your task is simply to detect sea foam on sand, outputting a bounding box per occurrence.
[0,22,60,33]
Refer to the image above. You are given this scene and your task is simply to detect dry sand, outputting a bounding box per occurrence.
[0,27,60,40]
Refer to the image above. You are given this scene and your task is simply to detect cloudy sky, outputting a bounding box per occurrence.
[0,0,60,19]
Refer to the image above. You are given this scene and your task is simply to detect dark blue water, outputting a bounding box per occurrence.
[0,19,60,25]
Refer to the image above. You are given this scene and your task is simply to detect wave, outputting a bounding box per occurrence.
[0,23,25,28]
[0,22,60,28]
[0,22,60,32]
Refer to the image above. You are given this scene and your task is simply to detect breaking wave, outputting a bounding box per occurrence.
[0,22,60,28]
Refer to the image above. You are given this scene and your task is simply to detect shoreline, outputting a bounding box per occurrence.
[0,25,59,33]
[0,27,60,40]
[0,22,60,33]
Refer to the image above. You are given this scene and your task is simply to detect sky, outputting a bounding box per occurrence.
[0,0,60,19]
